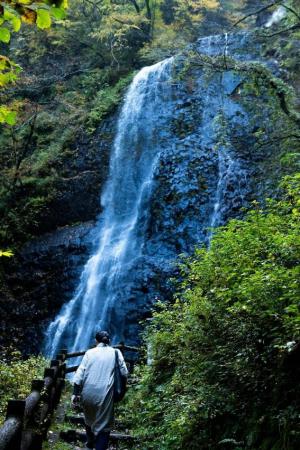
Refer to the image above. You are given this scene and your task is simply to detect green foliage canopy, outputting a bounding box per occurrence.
[0,0,68,125]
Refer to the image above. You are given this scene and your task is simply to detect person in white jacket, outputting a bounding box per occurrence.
[71,331,128,450]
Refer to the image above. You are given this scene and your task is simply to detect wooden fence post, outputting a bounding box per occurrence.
[33,379,46,449]
[51,360,63,409]
[43,367,56,417]
[21,380,44,450]
[4,400,25,450]
[58,349,67,362]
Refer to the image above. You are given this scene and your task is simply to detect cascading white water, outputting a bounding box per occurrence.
[265,6,286,28]
[209,148,248,234]
[45,58,174,357]
[207,32,248,238]
[224,32,229,57]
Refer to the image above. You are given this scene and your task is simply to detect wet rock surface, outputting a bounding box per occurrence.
[0,222,95,354]
[35,116,116,234]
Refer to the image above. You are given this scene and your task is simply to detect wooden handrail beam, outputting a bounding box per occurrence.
[65,351,86,359]
[65,365,79,373]
[24,391,40,420]
[65,344,139,359]
[114,344,139,352]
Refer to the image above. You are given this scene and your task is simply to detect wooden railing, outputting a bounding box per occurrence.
[0,344,138,450]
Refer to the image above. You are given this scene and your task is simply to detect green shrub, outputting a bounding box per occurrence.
[0,351,47,425]
[122,174,300,450]
[86,72,134,133]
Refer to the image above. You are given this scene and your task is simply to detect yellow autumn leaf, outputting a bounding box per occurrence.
[0,250,14,257]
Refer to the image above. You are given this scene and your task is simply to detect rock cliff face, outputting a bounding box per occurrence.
[1,222,94,353]
[147,31,290,253]
[31,116,116,233]
[1,30,298,354]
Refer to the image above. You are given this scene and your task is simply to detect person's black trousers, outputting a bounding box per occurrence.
[86,425,110,450]
[95,431,110,450]
[85,425,94,448]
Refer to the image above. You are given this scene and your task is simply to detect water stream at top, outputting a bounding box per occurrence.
[206,32,248,239]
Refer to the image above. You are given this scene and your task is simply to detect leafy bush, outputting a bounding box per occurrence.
[122,174,300,449]
[86,72,134,133]
[0,351,47,425]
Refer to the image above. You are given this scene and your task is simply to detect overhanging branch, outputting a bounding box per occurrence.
[232,1,279,28]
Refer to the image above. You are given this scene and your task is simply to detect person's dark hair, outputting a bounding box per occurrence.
[95,330,110,344]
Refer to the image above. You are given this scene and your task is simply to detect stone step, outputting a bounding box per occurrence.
[65,415,127,430]
[65,414,85,425]
[60,428,135,444]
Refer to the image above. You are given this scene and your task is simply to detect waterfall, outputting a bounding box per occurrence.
[45,58,174,357]
[224,32,229,57]
[209,148,248,236]
[206,33,249,238]
[44,32,254,357]
[265,6,286,28]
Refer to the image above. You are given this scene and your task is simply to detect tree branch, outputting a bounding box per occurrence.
[232,1,300,31]
[263,22,300,37]
[128,0,140,14]
[232,1,279,28]
[279,3,300,21]
[255,133,300,150]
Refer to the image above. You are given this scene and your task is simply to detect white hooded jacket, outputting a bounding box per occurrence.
[73,343,128,434]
